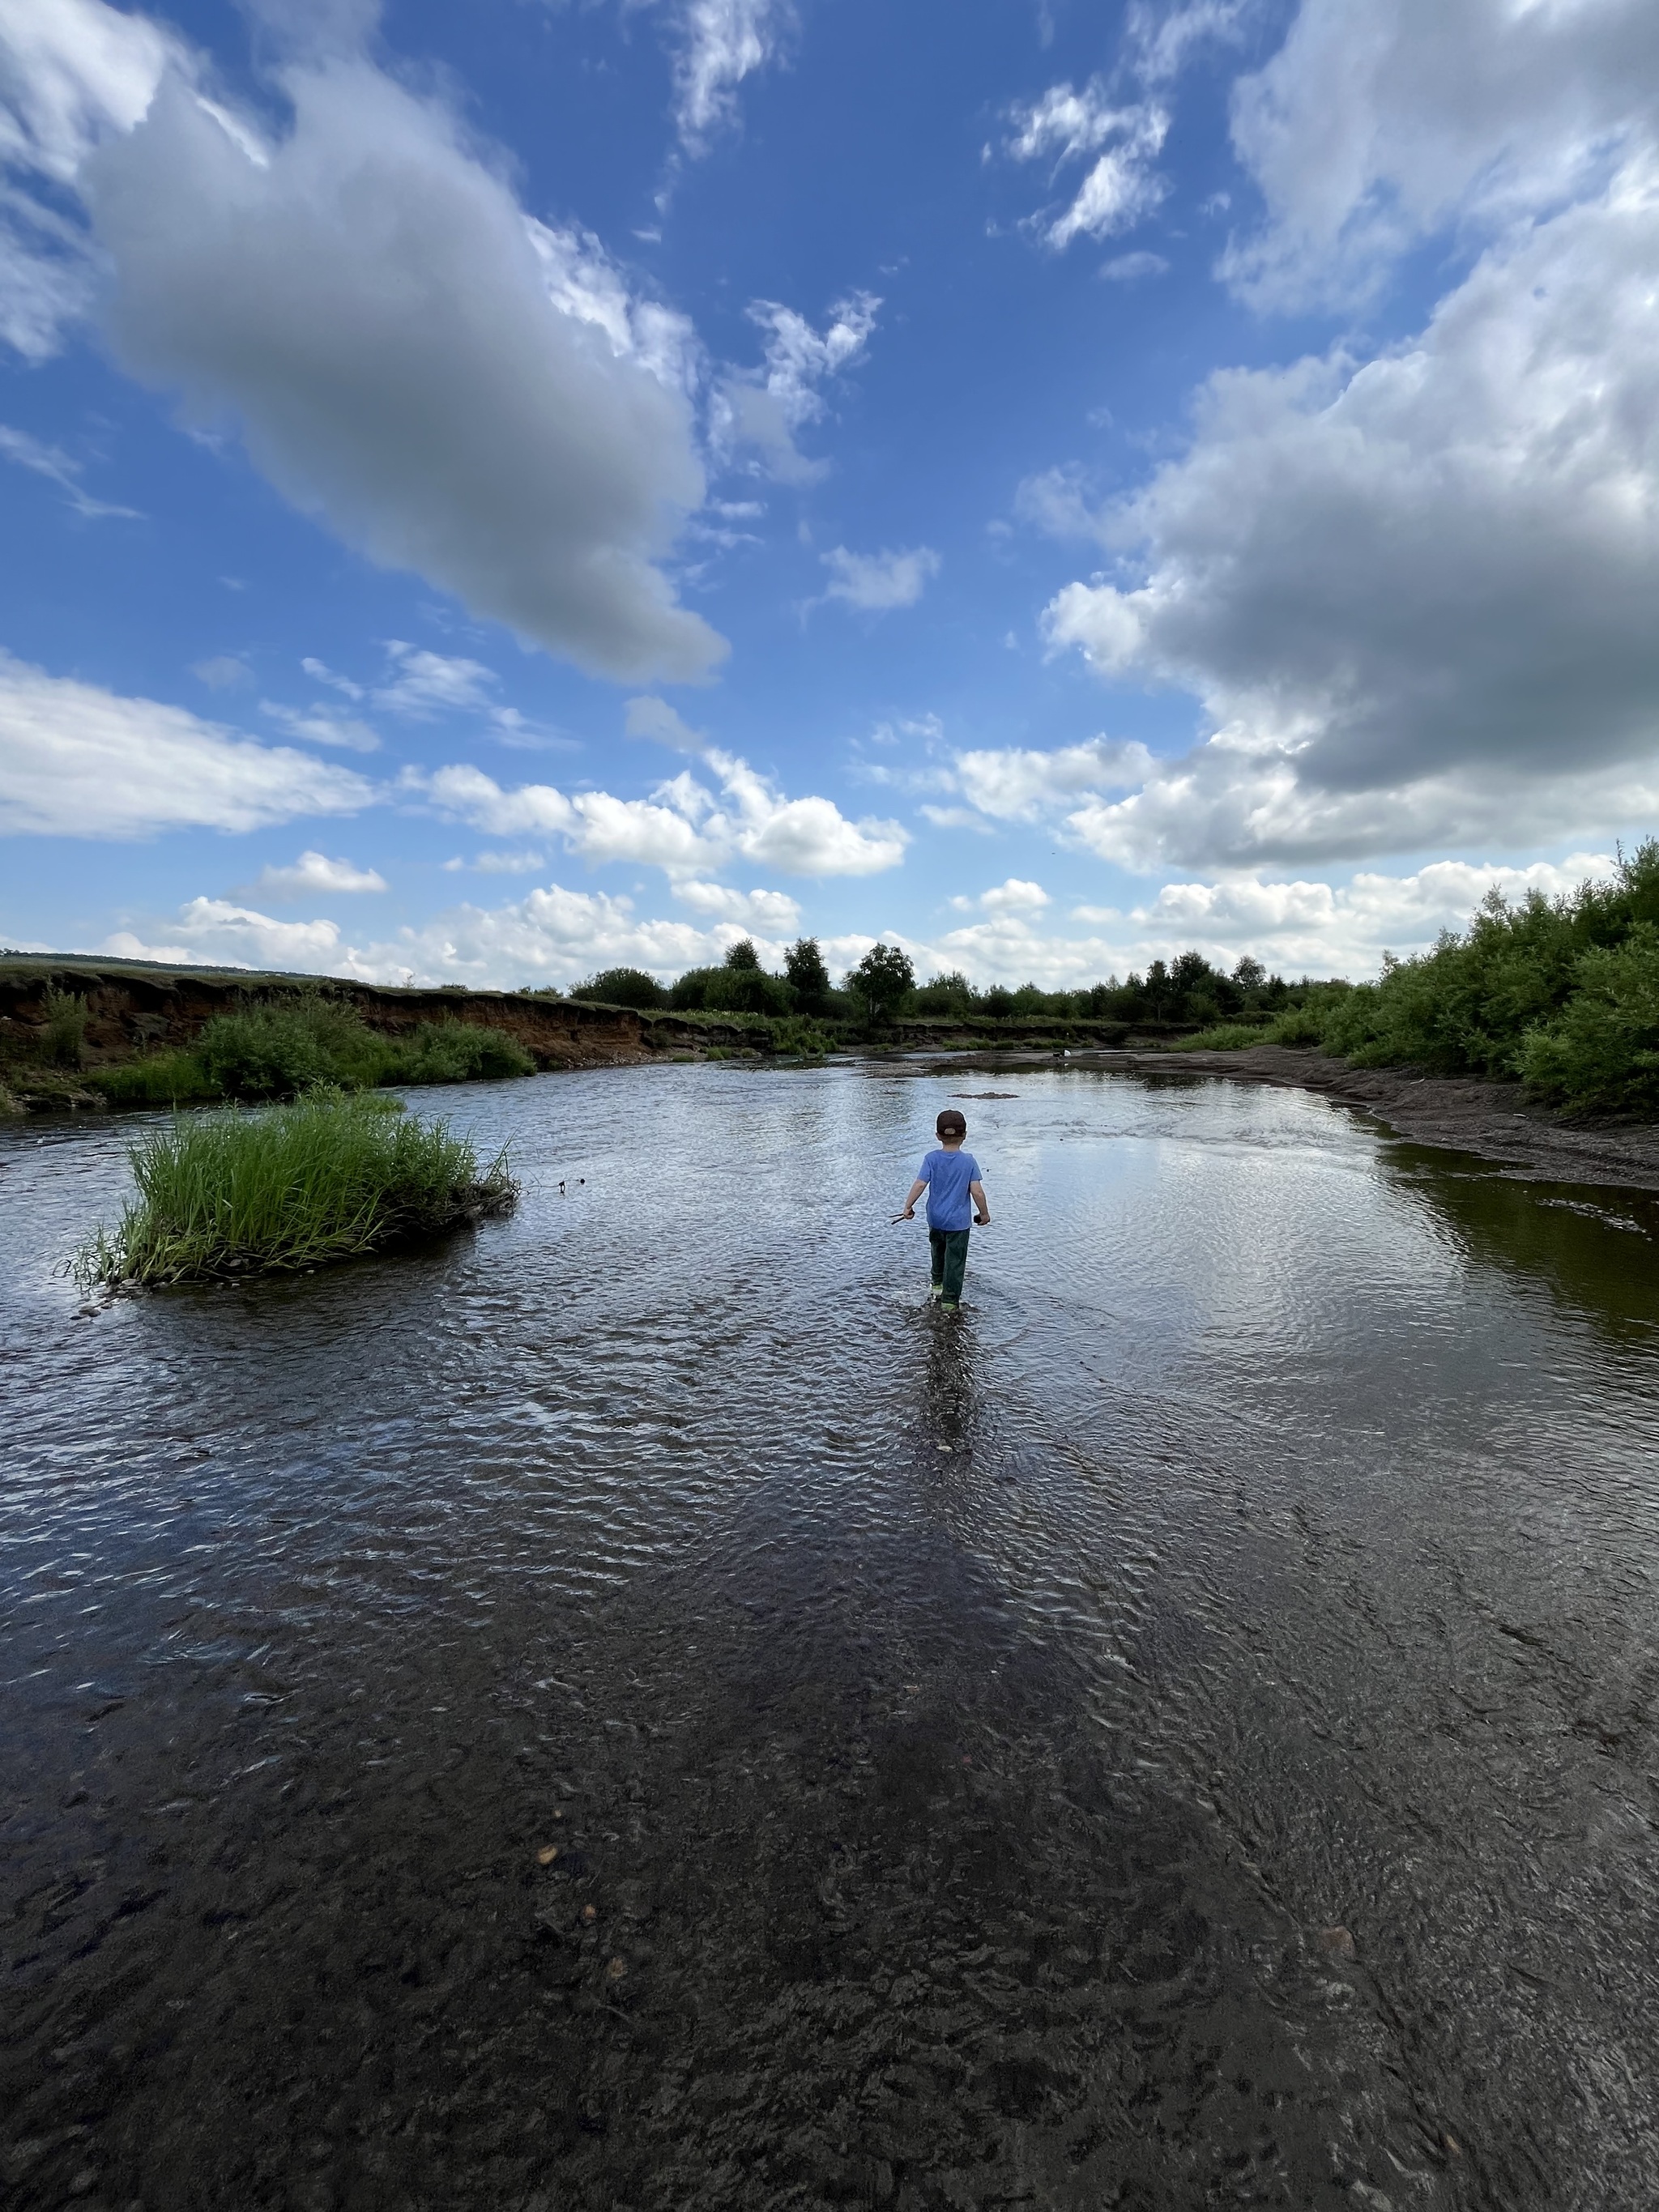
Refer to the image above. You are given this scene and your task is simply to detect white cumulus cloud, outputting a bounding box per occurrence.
[0,0,182,356]
[940,736,1157,825]
[105,879,795,987]
[1226,0,1659,308]
[415,748,906,880]
[105,898,344,970]
[373,643,499,718]
[0,420,139,516]
[249,850,387,898]
[0,650,372,837]
[672,878,800,929]
[1041,151,1659,867]
[58,36,723,680]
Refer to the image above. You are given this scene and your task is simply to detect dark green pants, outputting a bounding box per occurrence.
[929,1227,970,1303]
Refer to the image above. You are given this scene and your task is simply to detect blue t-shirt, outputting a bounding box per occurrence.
[918,1147,981,1232]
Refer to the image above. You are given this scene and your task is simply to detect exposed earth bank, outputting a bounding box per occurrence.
[1113,1043,1659,1196]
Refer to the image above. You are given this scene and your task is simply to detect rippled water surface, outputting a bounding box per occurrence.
[5,1060,1659,2211]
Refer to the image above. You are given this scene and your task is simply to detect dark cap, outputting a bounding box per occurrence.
[936,1108,966,1138]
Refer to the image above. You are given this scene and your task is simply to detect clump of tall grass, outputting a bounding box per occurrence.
[1173,1002,1336,1052]
[1172,1021,1273,1052]
[94,1050,223,1105]
[74,1090,516,1288]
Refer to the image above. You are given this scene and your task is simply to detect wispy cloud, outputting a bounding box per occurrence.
[713,291,879,482]
[820,544,940,612]
[1005,82,1169,249]
[0,423,140,517]
[672,0,793,151]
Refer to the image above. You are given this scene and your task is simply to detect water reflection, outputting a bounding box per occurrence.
[2,1063,1656,2210]
[1380,1138,1659,1342]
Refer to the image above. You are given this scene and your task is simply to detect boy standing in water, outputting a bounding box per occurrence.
[899,1109,990,1311]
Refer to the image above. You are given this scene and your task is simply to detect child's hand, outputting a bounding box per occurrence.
[902,1206,915,1219]
[975,1211,990,1225]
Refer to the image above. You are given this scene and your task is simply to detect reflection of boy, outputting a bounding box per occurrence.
[900,1109,990,1312]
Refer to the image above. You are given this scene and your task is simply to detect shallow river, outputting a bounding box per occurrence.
[4,1060,1659,2211]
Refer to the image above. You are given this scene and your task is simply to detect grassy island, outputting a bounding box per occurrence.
[75,1091,516,1289]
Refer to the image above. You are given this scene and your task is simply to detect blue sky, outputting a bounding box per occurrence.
[2,0,1657,987]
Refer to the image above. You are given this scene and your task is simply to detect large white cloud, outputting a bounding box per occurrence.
[5,7,725,680]
[0,0,183,355]
[940,736,1156,825]
[105,899,345,969]
[0,650,372,836]
[1226,0,1659,306]
[417,750,906,879]
[1039,152,1659,867]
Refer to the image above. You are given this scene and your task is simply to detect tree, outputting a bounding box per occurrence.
[724,939,761,971]
[981,985,1014,1023]
[569,966,666,1009]
[1233,955,1266,994]
[912,969,973,1016]
[847,943,914,1025]
[784,936,831,1009]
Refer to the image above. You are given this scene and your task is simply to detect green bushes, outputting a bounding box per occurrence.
[197,1006,343,1096]
[1201,842,1659,1116]
[1513,928,1659,1113]
[42,989,90,1067]
[88,995,535,1107]
[670,965,795,1015]
[396,1020,535,1084]
[75,1090,516,1287]
[569,967,667,1009]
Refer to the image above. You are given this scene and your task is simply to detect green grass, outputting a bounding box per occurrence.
[87,1003,535,1106]
[1171,1022,1274,1052]
[1173,1007,1328,1051]
[75,1090,517,1288]
[91,1050,221,1106]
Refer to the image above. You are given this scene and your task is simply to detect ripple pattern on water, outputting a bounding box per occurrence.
[4,1063,1658,2208]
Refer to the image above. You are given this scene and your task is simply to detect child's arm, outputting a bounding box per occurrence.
[970,1178,990,1225]
[899,1176,928,1220]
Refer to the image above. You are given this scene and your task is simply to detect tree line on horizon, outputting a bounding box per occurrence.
[565,841,1659,1116]
[562,938,1320,1030]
